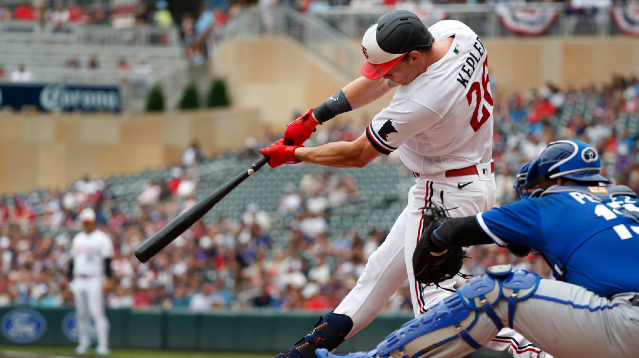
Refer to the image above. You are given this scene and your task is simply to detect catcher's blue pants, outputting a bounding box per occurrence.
[318,276,639,358]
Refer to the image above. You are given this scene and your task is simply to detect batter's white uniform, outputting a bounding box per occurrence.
[333,20,541,358]
[70,228,113,353]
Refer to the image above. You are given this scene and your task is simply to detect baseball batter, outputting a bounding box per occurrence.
[318,139,639,358]
[260,10,543,358]
[69,208,113,355]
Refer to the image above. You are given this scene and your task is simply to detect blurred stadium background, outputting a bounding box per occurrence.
[0,0,637,356]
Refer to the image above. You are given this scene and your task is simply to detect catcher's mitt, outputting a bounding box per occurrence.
[412,208,467,287]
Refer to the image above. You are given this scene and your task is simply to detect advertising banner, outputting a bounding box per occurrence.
[0,83,120,113]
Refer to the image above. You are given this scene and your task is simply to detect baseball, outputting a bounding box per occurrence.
[248,168,254,175]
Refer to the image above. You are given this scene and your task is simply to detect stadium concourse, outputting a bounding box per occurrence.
[0,74,638,314]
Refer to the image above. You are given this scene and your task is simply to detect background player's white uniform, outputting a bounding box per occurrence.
[333,20,540,357]
[70,214,113,354]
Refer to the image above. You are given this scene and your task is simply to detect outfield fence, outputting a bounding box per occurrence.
[0,307,507,357]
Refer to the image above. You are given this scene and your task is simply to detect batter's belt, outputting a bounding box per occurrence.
[413,161,495,178]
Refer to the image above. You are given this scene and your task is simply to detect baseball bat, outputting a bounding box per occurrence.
[134,154,272,263]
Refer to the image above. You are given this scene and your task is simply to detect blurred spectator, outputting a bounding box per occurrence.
[195,4,215,36]
[153,0,173,28]
[33,1,48,33]
[65,56,81,69]
[181,12,196,45]
[88,55,101,70]
[259,0,278,34]
[10,64,33,82]
[176,172,199,199]
[228,0,247,17]
[134,3,152,25]
[68,1,88,23]
[117,58,130,84]
[132,57,152,85]
[50,3,70,32]
[0,64,5,79]
[181,140,204,167]
[277,184,302,216]
[137,179,161,206]
[91,3,108,24]
[251,285,274,308]
[213,7,228,26]
[0,2,10,21]
[171,285,191,308]
[13,1,34,20]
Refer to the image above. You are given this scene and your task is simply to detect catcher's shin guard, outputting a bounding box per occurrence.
[334,265,541,358]
[286,311,353,358]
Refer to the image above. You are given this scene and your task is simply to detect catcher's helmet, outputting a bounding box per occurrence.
[523,139,611,190]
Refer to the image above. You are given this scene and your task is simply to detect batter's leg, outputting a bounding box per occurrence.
[404,182,456,316]
[86,277,109,353]
[335,207,409,338]
[72,283,91,352]
[275,208,410,358]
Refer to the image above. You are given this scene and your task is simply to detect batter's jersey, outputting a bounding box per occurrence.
[476,187,639,298]
[70,229,114,277]
[366,20,493,180]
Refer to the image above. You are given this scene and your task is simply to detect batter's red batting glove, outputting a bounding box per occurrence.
[283,108,321,146]
[259,139,303,168]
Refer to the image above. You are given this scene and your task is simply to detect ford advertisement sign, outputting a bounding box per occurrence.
[0,308,47,343]
[0,83,120,113]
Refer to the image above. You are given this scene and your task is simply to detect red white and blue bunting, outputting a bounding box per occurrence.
[611,5,639,37]
[496,6,560,36]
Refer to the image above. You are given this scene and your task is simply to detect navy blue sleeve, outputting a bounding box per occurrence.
[475,199,544,248]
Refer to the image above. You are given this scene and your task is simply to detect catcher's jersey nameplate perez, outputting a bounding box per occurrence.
[71,229,114,277]
[366,20,493,180]
[476,188,639,299]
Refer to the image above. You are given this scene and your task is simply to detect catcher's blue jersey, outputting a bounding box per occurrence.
[476,186,639,298]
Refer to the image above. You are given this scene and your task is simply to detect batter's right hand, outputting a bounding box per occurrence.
[283,108,320,146]
[259,139,303,168]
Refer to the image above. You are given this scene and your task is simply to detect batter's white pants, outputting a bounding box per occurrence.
[406,280,639,358]
[334,175,543,358]
[70,276,109,351]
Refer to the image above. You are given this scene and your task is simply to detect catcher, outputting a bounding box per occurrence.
[317,139,639,358]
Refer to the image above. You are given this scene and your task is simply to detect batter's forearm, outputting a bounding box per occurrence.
[343,77,396,109]
[295,142,372,168]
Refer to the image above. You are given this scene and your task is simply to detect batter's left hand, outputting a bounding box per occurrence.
[283,108,320,146]
[259,139,303,168]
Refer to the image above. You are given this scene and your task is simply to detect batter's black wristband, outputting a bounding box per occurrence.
[313,89,352,123]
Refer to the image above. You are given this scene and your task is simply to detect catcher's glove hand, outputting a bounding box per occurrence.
[412,208,467,287]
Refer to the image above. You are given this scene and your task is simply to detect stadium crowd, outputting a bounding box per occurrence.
[0,74,639,312]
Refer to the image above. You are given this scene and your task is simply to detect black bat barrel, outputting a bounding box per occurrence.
[134,156,270,263]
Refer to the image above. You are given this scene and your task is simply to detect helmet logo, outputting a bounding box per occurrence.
[362,46,369,59]
[582,147,598,163]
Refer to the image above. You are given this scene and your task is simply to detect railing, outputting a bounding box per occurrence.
[0,21,181,46]
[221,6,363,79]
[312,3,623,39]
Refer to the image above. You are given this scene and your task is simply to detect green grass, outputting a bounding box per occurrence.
[0,346,273,358]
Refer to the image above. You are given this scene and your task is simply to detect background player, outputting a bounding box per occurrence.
[318,139,639,358]
[261,10,541,358]
[68,208,114,355]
